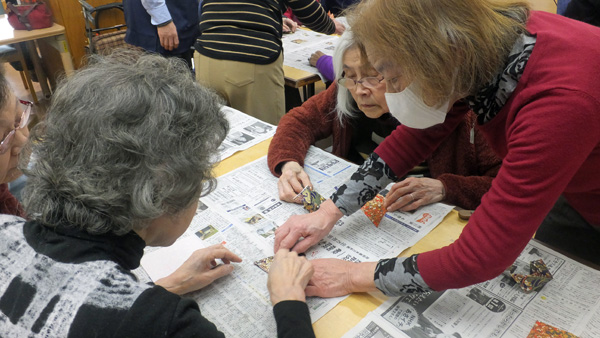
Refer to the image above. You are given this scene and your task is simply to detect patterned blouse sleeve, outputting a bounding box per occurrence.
[330,153,397,215]
[374,255,434,296]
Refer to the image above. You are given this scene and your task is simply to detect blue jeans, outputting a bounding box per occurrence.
[557,0,571,15]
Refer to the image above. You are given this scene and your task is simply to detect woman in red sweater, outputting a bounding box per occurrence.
[274,0,600,297]
[268,31,500,211]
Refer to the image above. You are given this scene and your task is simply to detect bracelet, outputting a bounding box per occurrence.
[157,19,173,27]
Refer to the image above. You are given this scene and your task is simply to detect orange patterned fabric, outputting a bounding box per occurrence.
[526,321,578,338]
[361,194,386,227]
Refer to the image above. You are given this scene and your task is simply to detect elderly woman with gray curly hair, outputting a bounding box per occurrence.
[0,53,315,337]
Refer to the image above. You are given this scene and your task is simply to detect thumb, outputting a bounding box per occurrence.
[297,171,313,191]
[204,264,234,282]
[291,237,315,254]
[305,285,320,297]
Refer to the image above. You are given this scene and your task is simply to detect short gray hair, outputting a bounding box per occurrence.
[333,30,361,124]
[22,51,229,235]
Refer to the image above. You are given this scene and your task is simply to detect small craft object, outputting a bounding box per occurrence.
[508,259,553,293]
[254,256,274,273]
[526,321,579,338]
[299,186,326,213]
[458,209,474,220]
[361,194,386,227]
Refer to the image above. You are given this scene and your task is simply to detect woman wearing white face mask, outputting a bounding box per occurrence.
[268,31,501,211]
[274,0,600,298]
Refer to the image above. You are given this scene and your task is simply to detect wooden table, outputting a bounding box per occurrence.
[284,64,321,99]
[0,17,74,102]
[214,138,468,338]
[312,211,467,337]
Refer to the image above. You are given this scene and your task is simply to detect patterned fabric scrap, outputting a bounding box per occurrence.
[361,194,386,227]
[526,321,579,338]
[506,259,553,293]
[299,187,326,213]
[254,256,275,273]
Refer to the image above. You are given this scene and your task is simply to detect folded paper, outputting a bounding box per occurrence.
[526,320,579,338]
[506,259,553,293]
[299,186,326,213]
[254,256,274,273]
[362,194,386,227]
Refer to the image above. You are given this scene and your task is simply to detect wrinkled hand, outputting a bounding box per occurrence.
[155,244,242,295]
[333,18,346,35]
[274,199,343,253]
[309,51,325,67]
[278,161,313,203]
[157,21,179,51]
[267,249,313,305]
[306,259,378,298]
[384,177,445,212]
[282,17,298,33]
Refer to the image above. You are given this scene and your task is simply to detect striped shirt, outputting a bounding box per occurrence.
[196,0,336,64]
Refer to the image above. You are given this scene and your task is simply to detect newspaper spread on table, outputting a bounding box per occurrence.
[141,146,453,338]
[282,28,339,79]
[219,106,276,160]
[343,240,600,338]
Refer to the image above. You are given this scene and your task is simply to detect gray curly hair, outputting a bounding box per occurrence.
[21,52,229,235]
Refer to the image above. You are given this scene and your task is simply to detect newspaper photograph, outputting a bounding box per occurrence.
[141,147,453,337]
[218,106,276,160]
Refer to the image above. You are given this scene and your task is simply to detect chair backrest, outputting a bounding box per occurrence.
[79,0,127,54]
[92,30,129,55]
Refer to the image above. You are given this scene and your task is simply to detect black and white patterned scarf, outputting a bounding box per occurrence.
[466,33,537,124]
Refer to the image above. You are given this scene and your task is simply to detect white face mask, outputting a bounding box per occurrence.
[385,82,451,129]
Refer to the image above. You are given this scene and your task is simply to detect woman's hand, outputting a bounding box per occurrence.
[155,244,242,295]
[305,259,378,298]
[282,17,298,33]
[333,18,346,35]
[274,199,343,253]
[277,161,313,203]
[309,51,325,67]
[384,177,446,212]
[267,249,314,305]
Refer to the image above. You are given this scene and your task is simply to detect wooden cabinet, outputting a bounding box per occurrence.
[45,0,125,69]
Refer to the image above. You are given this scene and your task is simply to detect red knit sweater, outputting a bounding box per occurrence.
[268,82,501,209]
[375,11,600,291]
[0,183,24,218]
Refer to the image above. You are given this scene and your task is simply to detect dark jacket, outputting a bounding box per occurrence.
[124,0,199,55]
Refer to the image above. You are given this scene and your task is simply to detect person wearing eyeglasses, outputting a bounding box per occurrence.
[268,30,501,211]
[0,53,319,337]
[275,0,600,300]
[0,71,30,217]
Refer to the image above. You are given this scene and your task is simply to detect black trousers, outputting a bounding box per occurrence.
[535,195,600,266]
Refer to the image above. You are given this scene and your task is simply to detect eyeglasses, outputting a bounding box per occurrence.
[386,76,404,92]
[0,99,32,155]
[338,76,384,90]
